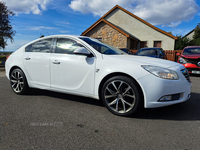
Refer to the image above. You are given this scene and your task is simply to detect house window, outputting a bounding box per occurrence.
[140,41,147,48]
[154,41,161,48]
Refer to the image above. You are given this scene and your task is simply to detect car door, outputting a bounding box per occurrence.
[50,37,96,95]
[23,38,53,87]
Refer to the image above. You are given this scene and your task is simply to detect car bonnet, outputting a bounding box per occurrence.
[103,54,180,69]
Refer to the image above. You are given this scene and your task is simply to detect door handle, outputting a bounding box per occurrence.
[25,57,30,60]
[52,60,60,64]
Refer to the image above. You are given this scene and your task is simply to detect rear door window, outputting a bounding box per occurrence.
[25,38,53,53]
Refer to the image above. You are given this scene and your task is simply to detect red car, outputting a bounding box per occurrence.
[177,46,200,74]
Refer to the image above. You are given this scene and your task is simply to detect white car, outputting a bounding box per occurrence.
[6,35,191,116]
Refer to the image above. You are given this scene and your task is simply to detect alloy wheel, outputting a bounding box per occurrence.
[104,80,136,114]
[10,70,25,93]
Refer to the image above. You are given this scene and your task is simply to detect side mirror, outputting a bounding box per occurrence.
[74,47,92,56]
[176,53,180,56]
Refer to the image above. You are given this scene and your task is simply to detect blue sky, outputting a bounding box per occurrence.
[1,0,200,51]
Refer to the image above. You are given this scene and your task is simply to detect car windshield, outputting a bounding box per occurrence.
[136,49,158,55]
[183,48,200,54]
[79,37,126,55]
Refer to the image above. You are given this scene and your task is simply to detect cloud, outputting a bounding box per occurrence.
[170,28,192,36]
[55,21,70,27]
[132,0,199,27]
[3,0,52,15]
[162,21,181,28]
[69,0,200,27]
[60,31,70,33]
[69,0,131,16]
[27,26,56,30]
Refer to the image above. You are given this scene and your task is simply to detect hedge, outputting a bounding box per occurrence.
[0,56,6,61]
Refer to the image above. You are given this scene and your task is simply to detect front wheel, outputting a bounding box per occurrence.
[10,68,29,95]
[100,76,143,116]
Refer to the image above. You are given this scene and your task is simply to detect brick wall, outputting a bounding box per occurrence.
[85,22,127,48]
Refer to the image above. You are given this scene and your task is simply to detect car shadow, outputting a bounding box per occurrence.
[28,89,200,121]
[29,88,104,107]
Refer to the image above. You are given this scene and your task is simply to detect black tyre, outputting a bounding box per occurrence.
[100,76,143,116]
[10,68,29,95]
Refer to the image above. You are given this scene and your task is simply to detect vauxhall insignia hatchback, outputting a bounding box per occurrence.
[6,35,191,116]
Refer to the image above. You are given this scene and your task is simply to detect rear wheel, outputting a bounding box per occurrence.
[10,68,29,95]
[100,76,143,116]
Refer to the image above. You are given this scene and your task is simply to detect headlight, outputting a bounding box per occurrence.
[142,65,179,80]
[179,57,187,64]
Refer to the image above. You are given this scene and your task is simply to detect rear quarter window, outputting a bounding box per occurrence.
[25,44,33,52]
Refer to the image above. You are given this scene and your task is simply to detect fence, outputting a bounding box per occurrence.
[165,50,182,61]
[130,50,183,62]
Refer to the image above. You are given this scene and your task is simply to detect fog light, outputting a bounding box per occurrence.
[187,94,191,99]
[159,95,172,101]
[158,93,183,102]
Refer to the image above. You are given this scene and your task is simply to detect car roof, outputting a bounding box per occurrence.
[139,47,162,50]
[26,35,92,45]
[184,46,200,48]
[19,35,93,51]
[38,35,88,39]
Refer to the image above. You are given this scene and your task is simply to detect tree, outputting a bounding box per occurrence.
[174,35,191,50]
[192,23,200,46]
[167,31,173,35]
[0,1,16,49]
[174,24,200,49]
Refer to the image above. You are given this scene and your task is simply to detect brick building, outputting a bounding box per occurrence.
[81,5,177,50]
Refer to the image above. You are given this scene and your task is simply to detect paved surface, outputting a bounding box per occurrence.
[0,72,200,150]
[0,69,5,77]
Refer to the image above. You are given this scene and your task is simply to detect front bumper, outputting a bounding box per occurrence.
[137,67,191,108]
[182,63,200,74]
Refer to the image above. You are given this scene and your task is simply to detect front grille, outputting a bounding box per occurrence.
[181,68,191,83]
[187,68,200,72]
[186,58,200,66]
